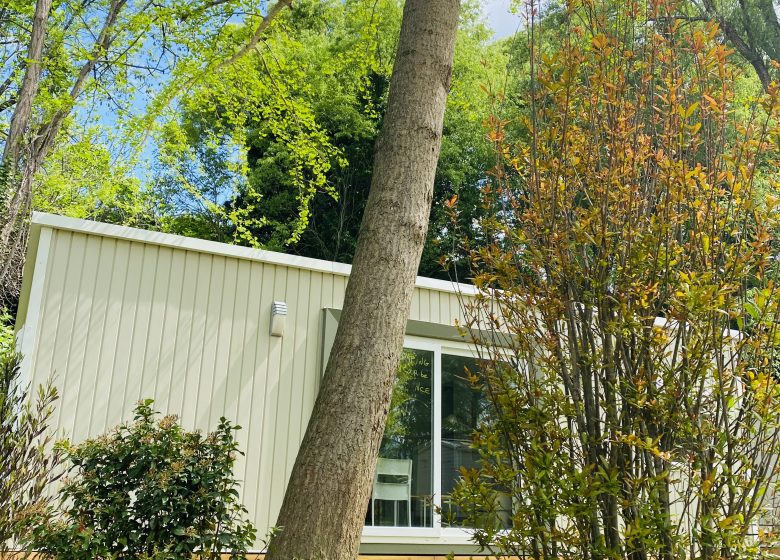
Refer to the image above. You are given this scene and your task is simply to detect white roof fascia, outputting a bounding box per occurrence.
[29,212,480,296]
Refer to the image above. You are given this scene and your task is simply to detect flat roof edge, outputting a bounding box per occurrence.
[30,212,479,296]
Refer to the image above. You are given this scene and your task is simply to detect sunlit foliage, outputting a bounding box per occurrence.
[450,0,780,558]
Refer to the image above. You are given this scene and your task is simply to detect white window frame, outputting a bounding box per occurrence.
[361,334,483,546]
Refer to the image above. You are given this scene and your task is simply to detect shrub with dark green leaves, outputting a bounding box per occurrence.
[32,400,255,559]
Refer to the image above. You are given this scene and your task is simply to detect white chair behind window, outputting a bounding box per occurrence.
[371,457,413,526]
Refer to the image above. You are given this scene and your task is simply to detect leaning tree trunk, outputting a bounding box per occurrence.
[265,1,460,559]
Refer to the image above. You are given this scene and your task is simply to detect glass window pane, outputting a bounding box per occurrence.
[441,353,508,528]
[366,348,433,528]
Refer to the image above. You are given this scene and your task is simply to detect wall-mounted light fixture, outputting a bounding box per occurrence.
[270,301,288,337]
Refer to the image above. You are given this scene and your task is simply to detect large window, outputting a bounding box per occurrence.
[367,348,433,528]
[364,337,502,539]
[440,353,492,527]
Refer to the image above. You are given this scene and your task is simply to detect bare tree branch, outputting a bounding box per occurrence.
[0,74,16,99]
[0,96,16,113]
[211,0,293,74]
[34,0,128,159]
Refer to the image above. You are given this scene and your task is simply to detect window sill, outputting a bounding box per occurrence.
[362,526,479,546]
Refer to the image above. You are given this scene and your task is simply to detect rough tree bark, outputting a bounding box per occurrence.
[1,0,52,175]
[265,1,460,559]
[0,0,53,310]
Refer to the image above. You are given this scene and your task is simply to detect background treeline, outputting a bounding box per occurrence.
[1,0,779,322]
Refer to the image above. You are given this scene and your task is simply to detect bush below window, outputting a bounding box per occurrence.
[30,400,255,560]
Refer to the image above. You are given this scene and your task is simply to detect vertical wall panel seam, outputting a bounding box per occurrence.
[59,233,88,436]
[266,266,283,526]
[119,244,145,419]
[173,250,198,418]
[208,257,228,425]
[138,245,161,404]
[232,259,249,424]
[279,267,297,476]
[284,269,304,473]
[192,253,213,428]
[32,229,58,395]
[265,266,282,523]
[180,252,203,421]
[104,240,132,429]
[294,272,305,442]
[309,272,323,405]
[86,238,117,436]
[149,247,168,401]
[222,259,240,418]
[83,238,116,437]
[237,263,252,425]
[298,271,313,445]
[244,262,263,527]
[253,264,275,528]
[44,231,71,392]
[151,249,172,402]
[250,262,274,529]
[232,260,254,499]
[152,248,175,406]
[69,235,102,439]
[163,251,186,413]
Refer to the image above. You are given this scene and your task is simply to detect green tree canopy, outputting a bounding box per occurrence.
[153,0,508,277]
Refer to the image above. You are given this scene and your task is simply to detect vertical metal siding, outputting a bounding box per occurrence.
[25,227,469,548]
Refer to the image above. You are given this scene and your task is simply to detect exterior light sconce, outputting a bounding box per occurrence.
[270,301,288,337]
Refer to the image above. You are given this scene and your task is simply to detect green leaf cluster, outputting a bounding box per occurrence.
[30,401,255,560]
[153,0,508,277]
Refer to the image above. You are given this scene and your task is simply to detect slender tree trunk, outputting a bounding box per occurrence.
[265,1,460,558]
[0,153,39,307]
[1,0,291,311]
[1,0,51,178]
[0,0,51,309]
[0,0,127,308]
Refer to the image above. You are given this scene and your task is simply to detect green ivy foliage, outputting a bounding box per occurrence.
[31,401,255,560]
